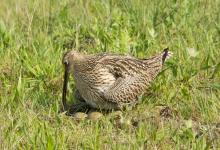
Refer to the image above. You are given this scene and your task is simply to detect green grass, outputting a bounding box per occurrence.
[0,0,220,149]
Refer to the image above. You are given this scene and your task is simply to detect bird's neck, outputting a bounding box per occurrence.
[73,58,90,73]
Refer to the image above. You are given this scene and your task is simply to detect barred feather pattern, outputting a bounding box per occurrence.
[63,49,171,109]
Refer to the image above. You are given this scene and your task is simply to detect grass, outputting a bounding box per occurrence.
[0,0,220,149]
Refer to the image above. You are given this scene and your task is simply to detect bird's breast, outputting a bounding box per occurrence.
[73,68,116,108]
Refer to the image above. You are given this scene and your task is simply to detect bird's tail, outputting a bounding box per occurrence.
[162,48,172,64]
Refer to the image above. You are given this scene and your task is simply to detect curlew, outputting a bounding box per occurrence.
[62,48,172,111]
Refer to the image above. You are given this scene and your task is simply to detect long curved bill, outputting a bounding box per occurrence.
[62,63,69,111]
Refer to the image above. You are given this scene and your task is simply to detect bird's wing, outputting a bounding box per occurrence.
[96,54,146,77]
[90,51,170,104]
[100,75,148,104]
[93,55,150,103]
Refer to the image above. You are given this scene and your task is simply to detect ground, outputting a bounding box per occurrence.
[0,0,220,149]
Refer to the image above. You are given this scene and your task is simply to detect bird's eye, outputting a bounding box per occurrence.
[63,60,69,65]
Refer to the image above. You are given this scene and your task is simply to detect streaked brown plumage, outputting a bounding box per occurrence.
[62,48,172,110]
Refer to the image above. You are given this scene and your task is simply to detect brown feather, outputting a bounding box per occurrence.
[62,48,172,110]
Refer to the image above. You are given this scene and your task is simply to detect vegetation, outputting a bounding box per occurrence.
[0,0,219,149]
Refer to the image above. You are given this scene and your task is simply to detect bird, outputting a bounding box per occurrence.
[62,48,172,111]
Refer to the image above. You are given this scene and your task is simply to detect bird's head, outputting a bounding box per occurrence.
[61,50,86,112]
[62,50,85,69]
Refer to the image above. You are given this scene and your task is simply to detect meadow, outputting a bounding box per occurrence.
[0,0,220,149]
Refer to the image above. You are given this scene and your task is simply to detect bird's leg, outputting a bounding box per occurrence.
[68,103,90,114]
[74,89,86,103]
[67,89,90,114]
